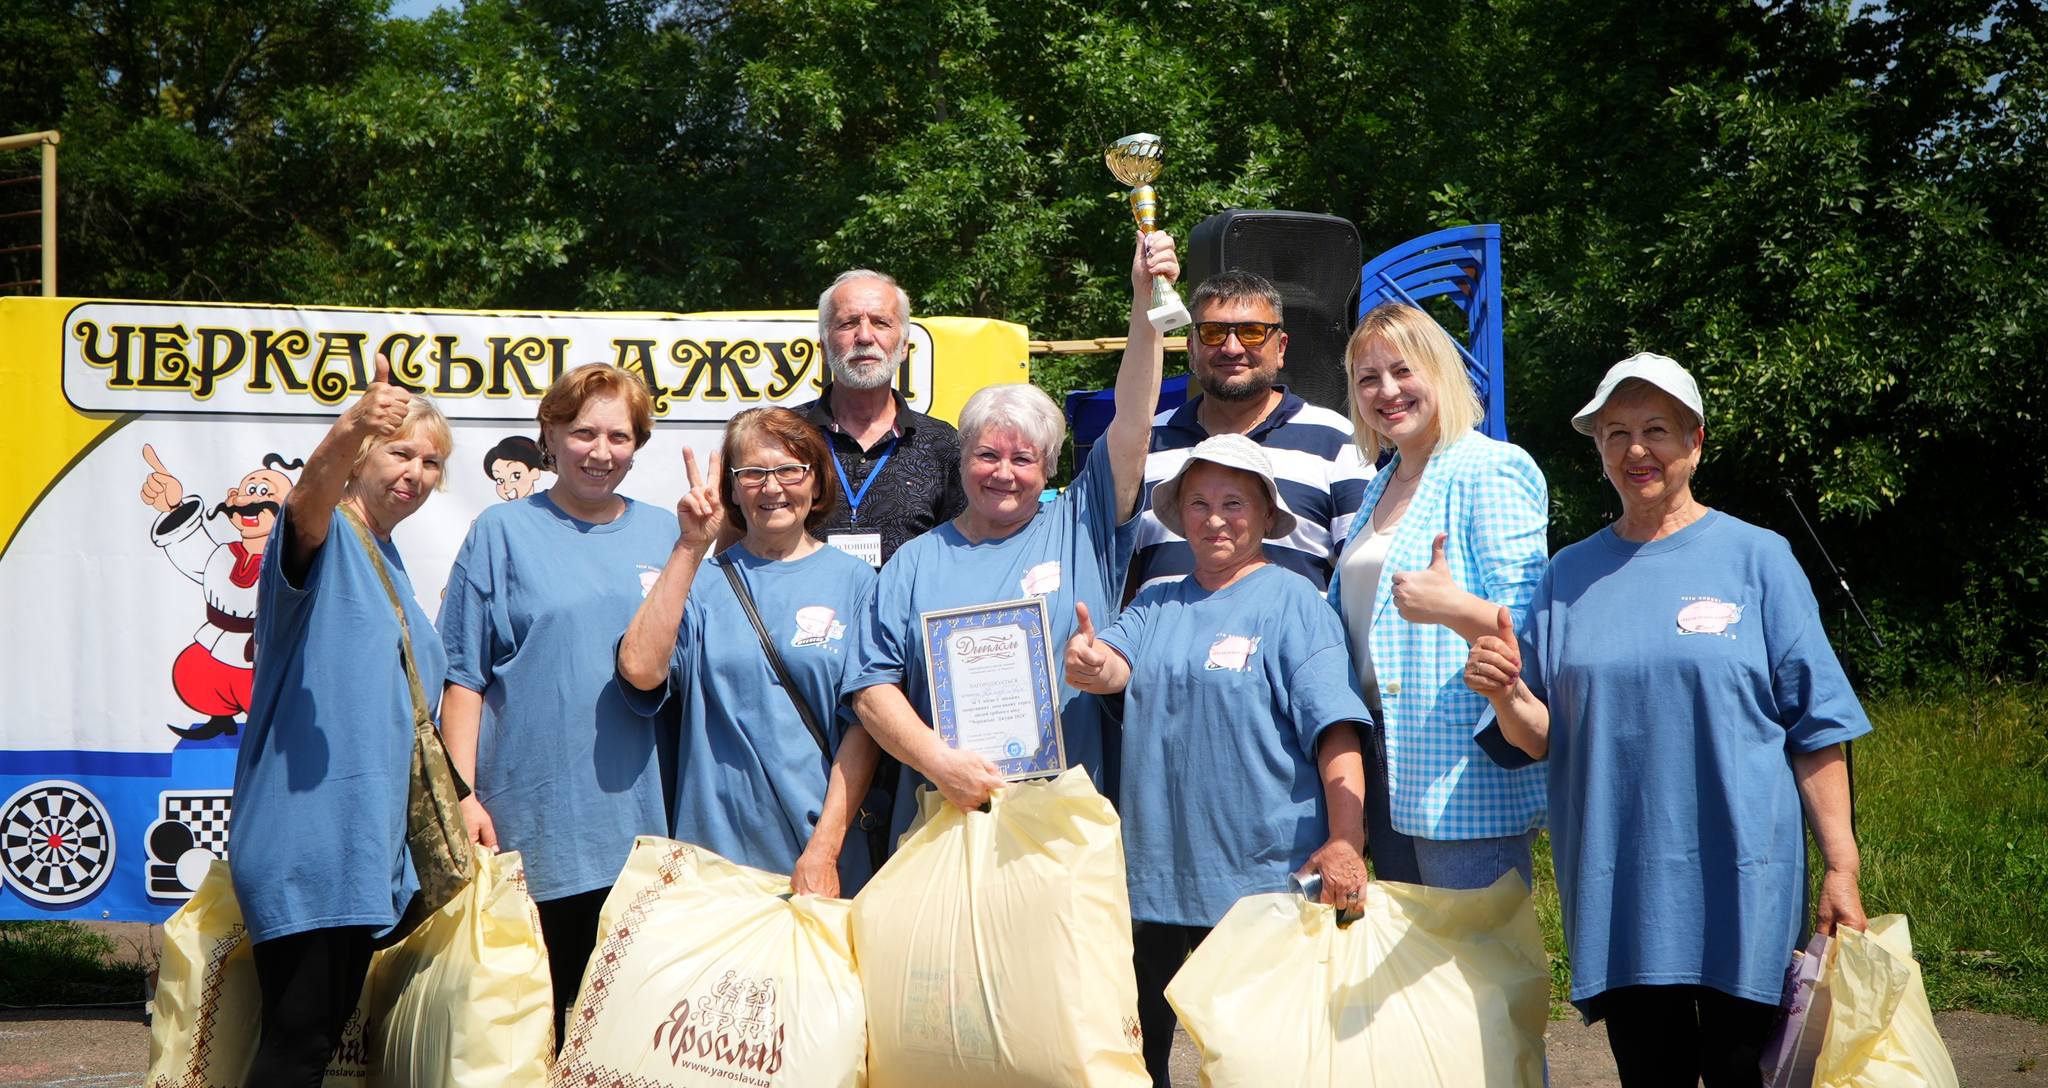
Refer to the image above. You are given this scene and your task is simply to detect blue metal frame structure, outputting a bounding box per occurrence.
[1357,223,1506,440]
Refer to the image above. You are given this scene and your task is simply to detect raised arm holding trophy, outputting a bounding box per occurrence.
[843,157,1176,831]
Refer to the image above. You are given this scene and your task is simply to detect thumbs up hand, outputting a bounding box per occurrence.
[1064,602,1126,694]
[1391,532,1462,626]
[344,353,413,440]
[1464,606,1523,698]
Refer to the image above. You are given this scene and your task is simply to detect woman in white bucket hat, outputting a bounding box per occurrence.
[1067,432,1371,1086]
[1466,352,1872,1083]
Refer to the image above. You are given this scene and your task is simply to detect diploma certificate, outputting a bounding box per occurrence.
[920,597,1066,780]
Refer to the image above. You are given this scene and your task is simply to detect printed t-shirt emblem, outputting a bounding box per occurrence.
[791,606,846,648]
[1676,597,1744,637]
[1205,634,1260,672]
[1020,561,1061,598]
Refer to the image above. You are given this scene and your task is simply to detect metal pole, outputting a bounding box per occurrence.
[0,130,60,296]
[41,135,56,296]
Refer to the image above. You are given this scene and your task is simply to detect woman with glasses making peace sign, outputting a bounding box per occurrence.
[618,406,882,897]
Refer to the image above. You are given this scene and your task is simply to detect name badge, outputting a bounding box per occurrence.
[827,532,883,568]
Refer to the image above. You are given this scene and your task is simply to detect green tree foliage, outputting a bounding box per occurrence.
[0,0,2040,679]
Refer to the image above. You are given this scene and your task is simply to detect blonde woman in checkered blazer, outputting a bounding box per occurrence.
[1326,301,1550,890]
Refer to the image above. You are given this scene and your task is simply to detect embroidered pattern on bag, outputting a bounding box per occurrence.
[549,843,696,1087]
[153,921,245,1088]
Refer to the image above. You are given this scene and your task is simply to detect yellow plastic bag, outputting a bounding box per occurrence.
[1813,915,1959,1088]
[362,848,553,1087]
[146,859,369,1088]
[851,767,1149,1088]
[1165,874,1549,1087]
[549,837,867,1088]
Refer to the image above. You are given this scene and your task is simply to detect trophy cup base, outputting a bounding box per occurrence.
[1146,296,1191,334]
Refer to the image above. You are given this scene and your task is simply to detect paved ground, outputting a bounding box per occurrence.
[5,924,2043,1086]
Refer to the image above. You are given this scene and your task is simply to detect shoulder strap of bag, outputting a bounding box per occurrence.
[337,503,471,801]
[338,503,432,724]
[721,554,833,758]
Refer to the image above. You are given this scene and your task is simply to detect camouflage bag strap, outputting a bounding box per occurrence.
[337,503,474,926]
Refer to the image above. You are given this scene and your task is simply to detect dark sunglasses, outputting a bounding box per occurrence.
[1193,321,1283,347]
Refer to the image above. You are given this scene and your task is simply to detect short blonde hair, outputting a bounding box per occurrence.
[958,383,1066,467]
[1346,302,1484,457]
[352,395,455,491]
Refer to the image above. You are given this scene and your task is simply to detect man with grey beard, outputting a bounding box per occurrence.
[796,269,967,568]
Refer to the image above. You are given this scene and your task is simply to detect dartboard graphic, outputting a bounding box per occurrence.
[1,780,116,906]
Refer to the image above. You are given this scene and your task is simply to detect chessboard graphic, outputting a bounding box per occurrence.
[1,780,117,907]
[145,789,233,900]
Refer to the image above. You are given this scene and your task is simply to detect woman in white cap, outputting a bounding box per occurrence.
[1067,433,1370,1088]
[1328,301,1551,890]
[1465,353,1871,1084]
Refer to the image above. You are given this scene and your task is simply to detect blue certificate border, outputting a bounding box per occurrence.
[920,597,1066,780]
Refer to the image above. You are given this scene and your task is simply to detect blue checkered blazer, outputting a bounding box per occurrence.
[1327,431,1551,839]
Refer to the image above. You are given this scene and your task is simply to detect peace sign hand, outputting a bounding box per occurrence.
[342,354,411,440]
[677,447,727,551]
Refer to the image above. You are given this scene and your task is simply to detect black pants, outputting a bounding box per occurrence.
[1131,920,1211,1088]
[249,925,376,1088]
[535,885,611,1052]
[1595,984,1778,1088]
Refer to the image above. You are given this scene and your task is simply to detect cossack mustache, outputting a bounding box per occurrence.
[211,499,282,521]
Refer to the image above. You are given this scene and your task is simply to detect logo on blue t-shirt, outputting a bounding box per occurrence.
[1676,596,1744,639]
[790,606,847,648]
[1204,634,1261,671]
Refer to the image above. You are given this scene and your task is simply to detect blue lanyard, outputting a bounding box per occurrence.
[830,436,897,524]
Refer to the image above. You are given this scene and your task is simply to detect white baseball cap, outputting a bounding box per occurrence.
[1150,433,1300,540]
[1571,352,1705,435]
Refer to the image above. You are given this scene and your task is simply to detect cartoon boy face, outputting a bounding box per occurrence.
[223,468,294,542]
[490,459,540,501]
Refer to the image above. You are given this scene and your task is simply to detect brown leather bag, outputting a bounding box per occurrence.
[339,504,474,929]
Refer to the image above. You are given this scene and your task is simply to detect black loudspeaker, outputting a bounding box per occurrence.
[1186,210,1362,414]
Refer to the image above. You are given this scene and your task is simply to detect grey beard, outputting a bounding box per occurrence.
[829,353,897,391]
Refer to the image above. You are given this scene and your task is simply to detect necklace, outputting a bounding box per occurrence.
[1393,458,1428,483]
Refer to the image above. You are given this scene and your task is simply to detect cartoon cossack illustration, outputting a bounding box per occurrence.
[484,435,547,500]
[139,444,302,740]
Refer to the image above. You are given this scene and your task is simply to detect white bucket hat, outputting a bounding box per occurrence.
[1150,433,1300,540]
[1571,352,1705,435]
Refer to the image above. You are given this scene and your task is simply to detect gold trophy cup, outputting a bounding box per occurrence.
[1106,132,1192,333]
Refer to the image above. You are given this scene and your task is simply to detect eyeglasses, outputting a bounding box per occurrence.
[729,463,813,487]
[1193,321,1283,347]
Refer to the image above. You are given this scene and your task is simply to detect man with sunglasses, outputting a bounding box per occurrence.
[796,268,968,568]
[1126,269,1371,598]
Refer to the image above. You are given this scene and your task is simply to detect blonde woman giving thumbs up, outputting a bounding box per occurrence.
[1326,302,1551,891]
[226,354,456,1087]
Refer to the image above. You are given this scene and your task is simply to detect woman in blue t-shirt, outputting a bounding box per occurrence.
[1465,353,1870,1085]
[841,233,1179,828]
[617,406,882,896]
[437,363,678,1044]
[229,355,454,1087]
[1328,301,1551,891]
[1067,433,1370,1088]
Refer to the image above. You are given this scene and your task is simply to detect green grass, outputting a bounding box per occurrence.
[1533,684,2048,1022]
[0,921,148,1007]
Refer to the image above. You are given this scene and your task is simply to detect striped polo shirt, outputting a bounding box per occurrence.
[1126,387,1373,598]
